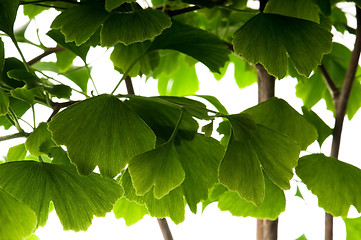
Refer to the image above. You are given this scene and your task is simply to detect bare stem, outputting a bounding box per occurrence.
[47,101,79,122]
[319,64,340,101]
[27,46,64,65]
[125,75,135,95]
[157,218,174,240]
[0,132,30,142]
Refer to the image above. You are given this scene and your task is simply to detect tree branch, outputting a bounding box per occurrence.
[124,75,135,95]
[28,46,64,66]
[165,6,201,17]
[0,132,30,142]
[319,64,340,101]
[157,218,174,240]
[47,101,79,122]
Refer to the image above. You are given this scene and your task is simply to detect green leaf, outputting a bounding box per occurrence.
[312,0,331,16]
[55,49,76,73]
[0,38,4,73]
[149,20,230,73]
[51,5,109,46]
[6,143,27,162]
[101,8,171,46]
[1,58,26,89]
[49,94,156,178]
[295,234,308,240]
[0,0,20,37]
[0,187,37,240]
[243,98,318,150]
[25,234,40,240]
[295,186,304,200]
[232,54,257,89]
[44,84,72,99]
[195,95,229,115]
[110,41,159,77]
[7,69,42,89]
[295,70,325,108]
[0,88,9,115]
[23,4,49,19]
[10,86,37,104]
[226,113,257,141]
[233,13,332,78]
[343,217,361,240]
[301,106,332,146]
[0,97,30,129]
[105,0,136,12]
[218,174,286,220]
[113,197,148,226]
[128,141,185,199]
[296,154,361,216]
[265,0,320,23]
[25,122,56,157]
[0,161,123,230]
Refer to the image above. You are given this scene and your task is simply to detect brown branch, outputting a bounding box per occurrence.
[47,100,79,122]
[125,75,135,95]
[319,64,340,101]
[28,46,64,66]
[157,218,174,240]
[0,132,30,142]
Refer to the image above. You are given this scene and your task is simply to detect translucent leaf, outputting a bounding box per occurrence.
[243,97,318,150]
[296,234,308,240]
[25,234,40,240]
[233,13,332,78]
[128,141,185,199]
[195,95,229,115]
[0,161,123,230]
[218,174,285,219]
[51,5,109,46]
[343,217,361,240]
[232,54,257,88]
[105,0,136,12]
[265,0,320,23]
[25,122,56,157]
[0,97,30,129]
[0,0,20,37]
[301,106,332,146]
[113,197,148,226]
[23,4,49,19]
[10,86,37,104]
[49,94,156,178]
[295,70,325,108]
[0,88,9,115]
[296,154,361,216]
[6,143,27,162]
[149,20,230,73]
[295,186,304,200]
[0,187,37,240]
[101,8,171,46]
[55,50,76,73]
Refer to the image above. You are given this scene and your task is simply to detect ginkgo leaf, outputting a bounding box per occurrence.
[296,154,361,216]
[0,161,123,231]
[243,97,318,150]
[0,187,37,240]
[343,217,361,240]
[0,0,20,37]
[25,122,56,157]
[226,113,257,141]
[49,94,156,178]
[1,58,26,89]
[0,97,30,129]
[218,174,286,220]
[128,141,185,199]
[233,13,332,78]
[149,20,230,73]
[6,143,27,162]
[101,8,171,46]
[0,88,9,115]
[0,38,4,73]
[113,197,148,226]
[105,0,136,12]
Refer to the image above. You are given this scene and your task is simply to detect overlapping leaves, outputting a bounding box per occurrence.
[0,0,20,38]
[0,161,122,230]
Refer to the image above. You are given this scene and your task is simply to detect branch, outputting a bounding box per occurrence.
[28,46,64,66]
[125,75,135,95]
[47,101,79,122]
[165,6,201,16]
[157,218,174,240]
[0,132,30,142]
[319,64,340,101]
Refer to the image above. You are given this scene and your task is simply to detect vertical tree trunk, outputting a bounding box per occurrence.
[256,64,277,240]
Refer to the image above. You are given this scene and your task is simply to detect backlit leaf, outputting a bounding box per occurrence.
[49,94,156,178]
[0,161,122,230]
[233,13,332,78]
[25,122,56,157]
[6,143,26,162]
[0,97,30,129]
[0,187,37,240]
[296,154,361,216]
[0,88,9,115]
[0,0,20,37]
[343,217,361,240]
[113,197,148,226]
[105,0,136,12]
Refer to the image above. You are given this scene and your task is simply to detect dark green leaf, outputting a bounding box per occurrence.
[0,187,37,240]
[312,0,331,15]
[0,38,4,73]
[6,143,27,162]
[49,94,156,178]
[296,154,361,216]
[44,84,72,99]
[113,197,148,226]
[0,97,30,129]
[201,122,213,137]
[343,217,361,240]
[25,122,56,157]
[0,88,9,115]
[233,13,332,78]
[243,98,318,150]
[7,69,42,89]
[0,161,123,230]
[149,20,230,73]
[1,58,26,89]
[0,0,20,37]
[105,0,136,12]
[301,106,332,146]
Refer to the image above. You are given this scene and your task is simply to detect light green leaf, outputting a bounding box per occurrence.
[295,186,304,200]
[296,234,308,240]
[0,97,30,129]
[233,13,332,78]
[243,97,318,150]
[49,94,156,178]
[105,0,136,12]
[23,4,49,19]
[343,217,361,240]
[101,8,171,46]
[295,70,325,108]
[6,143,27,162]
[25,234,40,240]
[0,88,9,115]
[0,0,20,37]
[0,161,123,230]
[301,106,332,146]
[296,154,361,216]
[149,20,230,73]
[233,54,257,89]
[195,95,229,115]
[25,122,56,157]
[55,50,76,73]
[218,174,286,220]
[10,86,37,104]
[265,0,320,23]
[226,113,257,141]
[0,187,37,240]
[128,141,185,199]
[113,197,148,226]
[51,5,109,46]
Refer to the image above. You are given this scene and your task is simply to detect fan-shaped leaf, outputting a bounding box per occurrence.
[113,197,148,226]
[0,161,122,231]
[0,88,9,116]
[25,122,56,157]
[0,0,20,37]
[49,94,156,178]
[343,216,361,240]
[0,187,37,240]
[296,154,361,216]
[233,13,332,78]
[6,143,27,162]
[105,0,136,12]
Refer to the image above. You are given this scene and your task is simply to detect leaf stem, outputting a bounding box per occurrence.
[7,107,25,133]
[85,63,99,95]
[31,105,36,128]
[27,46,64,66]
[11,37,31,72]
[319,64,340,101]
[0,132,30,142]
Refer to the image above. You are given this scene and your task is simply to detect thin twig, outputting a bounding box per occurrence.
[157,218,174,240]
[28,46,64,66]
[319,64,340,101]
[0,132,30,142]
[165,6,200,16]
[47,101,79,122]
